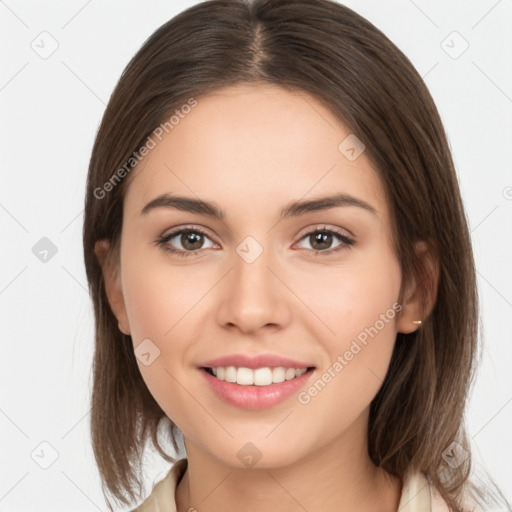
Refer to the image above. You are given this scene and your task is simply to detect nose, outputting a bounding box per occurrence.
[216,239,292,335]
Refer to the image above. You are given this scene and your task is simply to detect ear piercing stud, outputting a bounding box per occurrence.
[412,320,422,325]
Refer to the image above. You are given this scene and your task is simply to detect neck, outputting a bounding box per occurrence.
[175,413,402,512]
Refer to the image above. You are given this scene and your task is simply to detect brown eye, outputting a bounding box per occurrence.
[180,231,205,250]
[157,227,216,256]
[309,231,334,251]
[296,227,355,255]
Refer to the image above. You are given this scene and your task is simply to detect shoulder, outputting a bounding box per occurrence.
[430,480,452,512]
[131,458,188,512]
[399,470,452,512]
[403,470,491,512]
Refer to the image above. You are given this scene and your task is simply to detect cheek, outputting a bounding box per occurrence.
[119,255,193,428]
[119,247,217,425]
[293,248,401,401]
[121,244,210,341]
[294,248,401,347]
[291,266,401,448]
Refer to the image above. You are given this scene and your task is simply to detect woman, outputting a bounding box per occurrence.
[82,1,510,511]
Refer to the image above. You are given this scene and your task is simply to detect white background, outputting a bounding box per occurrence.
[1,0,511,510]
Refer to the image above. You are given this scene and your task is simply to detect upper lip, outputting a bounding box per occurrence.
[199,354,315,370]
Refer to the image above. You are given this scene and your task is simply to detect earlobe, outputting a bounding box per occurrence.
[396,240,439,334]
[94,239,131,336]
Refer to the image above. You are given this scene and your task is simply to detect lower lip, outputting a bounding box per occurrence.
[199,368,316,410]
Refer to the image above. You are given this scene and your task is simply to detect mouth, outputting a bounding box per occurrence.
[199,365,317,410]
[201,365,316,385]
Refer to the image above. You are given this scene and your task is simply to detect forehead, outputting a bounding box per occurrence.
[123,83,388,221]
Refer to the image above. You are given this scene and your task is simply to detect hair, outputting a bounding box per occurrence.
[82,0,510,510]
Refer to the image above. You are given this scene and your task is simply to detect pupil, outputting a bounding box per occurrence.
[312,232,332,250]
[183,232,203,250]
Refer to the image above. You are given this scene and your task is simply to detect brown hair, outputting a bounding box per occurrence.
[82,0,509,510]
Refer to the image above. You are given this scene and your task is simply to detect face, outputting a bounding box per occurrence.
[100,83,422,469]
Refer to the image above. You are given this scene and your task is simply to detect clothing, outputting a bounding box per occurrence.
[132,458,452,512]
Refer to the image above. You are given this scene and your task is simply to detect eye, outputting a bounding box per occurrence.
[156,226,217,257]
[295,225,355,255]
[156,224,355,258]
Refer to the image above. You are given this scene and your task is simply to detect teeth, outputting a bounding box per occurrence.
[285,368,296,380]
[208,366,309,386]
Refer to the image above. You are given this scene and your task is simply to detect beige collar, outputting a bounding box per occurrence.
[134,458,449,512]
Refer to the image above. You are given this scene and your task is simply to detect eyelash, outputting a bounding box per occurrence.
[156,225,355,258]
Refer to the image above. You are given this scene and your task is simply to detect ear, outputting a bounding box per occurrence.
[94,239,131,336]
[396,240,439,334]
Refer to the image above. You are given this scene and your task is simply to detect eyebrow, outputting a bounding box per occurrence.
[140,192,377,219]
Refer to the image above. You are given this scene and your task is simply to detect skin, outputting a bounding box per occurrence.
[96,83,435,512]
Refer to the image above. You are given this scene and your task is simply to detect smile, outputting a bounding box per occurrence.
[200,366,316,410]
[205,366,309,385]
